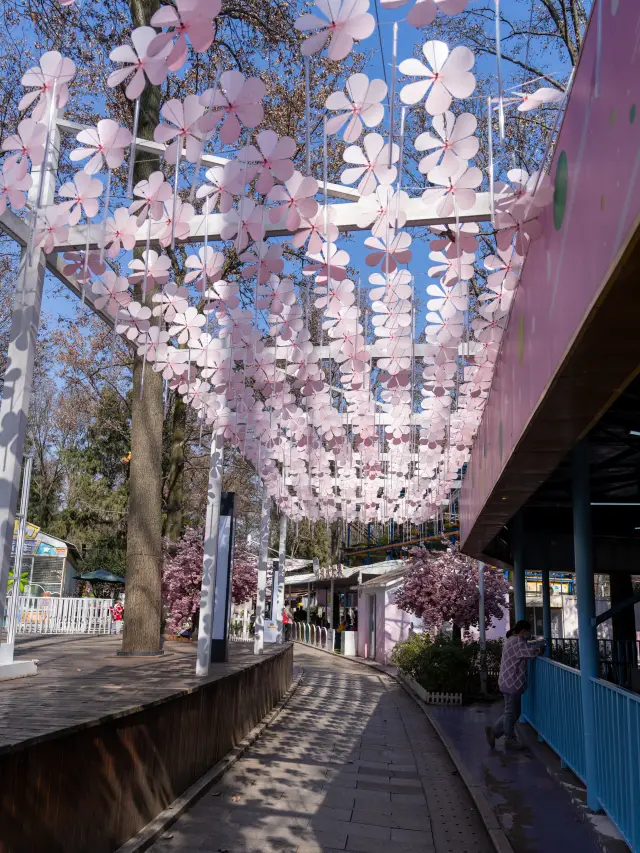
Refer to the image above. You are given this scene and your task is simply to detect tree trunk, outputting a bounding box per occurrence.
[121,0,164,655]
[165,394,186,542]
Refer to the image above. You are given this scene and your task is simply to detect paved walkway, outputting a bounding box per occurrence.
[3,636,281,750]
[147,645,494,853]
[430,703,628,853]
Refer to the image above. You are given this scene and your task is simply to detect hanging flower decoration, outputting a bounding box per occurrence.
[19,52,76,121]
[1,119,47,168]
[415,111,478,175]
[235,130,296,195]
[325,74,387,142]
[148,0,221,71]
[58,171,103,226]
[341,133,398,196]
[399,41,475,115]
[380,0,468,28]
[70,120,133,175]
[198,71,266,145]
[0,160,32,216]
[295,0,375,61]
[154,96,207,163]
[108,27,172,101]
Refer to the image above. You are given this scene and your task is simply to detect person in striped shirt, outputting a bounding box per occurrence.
[486,620,545,751]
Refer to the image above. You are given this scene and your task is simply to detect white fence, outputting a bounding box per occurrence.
[12,596,114,635]
[293,622,336,652]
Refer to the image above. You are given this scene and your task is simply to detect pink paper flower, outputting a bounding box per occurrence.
[152,198,195,246]
[104,208,139,258]
[197,164,244,214]
[0,160,32,215]
[198,71,266,145]
[220,198,265,250]
[355,186,410,238]
[33,205,70,254]
[514,87,563,112]
[483,245,523,290]
[62,251,105,283]
[257,275,296,314]
[152,283,190,321]
[236,130,296,195]
[428,249,475,283]
[426,282,468,318]
[415,111,478,175]
[429,222,478,258]
[184,246,225,289]
[128,249,171,287]
[169,305,207,344]
[399,41,475,115]
[267,172,319,230]
[325,74,386,142]
[240,242,284,283]
[381,0,467,29]
[291,207,338,253]
[368,269,413,301]
[19,52,76,121]
[70,120,133,175]
[92,270,131,316]
[149,0,221,71]
[422,162,482,217]
[341,133,397,196]
[58,170,103,225]
[108,27,171,101]
[1,118,46,167]
[130,171,173,224]
[154,95,206,164]
[295,0,375,61]
[303,241,350,283]
[117,301,152,340]
[364,231,412,271]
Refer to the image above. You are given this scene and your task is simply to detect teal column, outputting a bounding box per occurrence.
[572,439,600,811]
[541,566,552,656]
[512,511,526,622]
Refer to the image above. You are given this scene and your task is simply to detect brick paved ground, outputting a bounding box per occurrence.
[147,645,494,853]
[2,636,278,750]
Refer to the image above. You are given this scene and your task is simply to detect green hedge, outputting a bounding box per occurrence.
[391,633,503,697]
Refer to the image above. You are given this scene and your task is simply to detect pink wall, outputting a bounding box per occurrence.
[358,583,423,664]
[460,0,640,546]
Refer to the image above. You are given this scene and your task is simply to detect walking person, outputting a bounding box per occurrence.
[486,620,545,751]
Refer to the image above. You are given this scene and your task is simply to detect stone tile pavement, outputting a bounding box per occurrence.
[1,635,279,750]
[147,645,495,853]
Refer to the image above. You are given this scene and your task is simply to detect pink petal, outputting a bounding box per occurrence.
[407,0,437,28]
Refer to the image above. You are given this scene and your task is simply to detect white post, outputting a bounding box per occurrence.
[307,582,311,624]
[0,116,60,624]
[196,434,224,676]
[254,483,271,655]
[329,578,335,629]
[275,514,287,643]
[478,560,487,695]
[4,455,33,657]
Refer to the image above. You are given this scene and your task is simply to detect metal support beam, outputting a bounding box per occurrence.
[254,482,271,655]
[275,514,287,643]
[196,435,224,676]
[0,118,60,626]
[210,492,235,664]
[52,193,494,253]
[512,512,526,622]
[478,560,487,695]
[542,566,552,656]
[572,439,600,812]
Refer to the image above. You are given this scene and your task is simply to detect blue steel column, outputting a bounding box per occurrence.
[512,511,526,622]
[541,566,552,656]
[572,439,600,811]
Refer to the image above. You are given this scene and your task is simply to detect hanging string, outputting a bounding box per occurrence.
[29,79,58,266]
[98,168,112,264]
[387,22,398,169]
[304,56,312,175]
[189,73,220,203]
[126,97,141,198]
[170,140,181,251]
[494,0,505,143]
[487,96,496,229]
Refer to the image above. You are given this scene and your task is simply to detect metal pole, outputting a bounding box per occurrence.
[275,514,287,642]
[210,492,235,664]
[0,115,60,624]
[196,435,224,676]
[572,440,600,811]
[307,582,311,624]
[329,577,335,629]
[542,566,552,656]
[4,456,34,658]
[478,560,487,695]
[254,483,271,655]
[512,511,526,622]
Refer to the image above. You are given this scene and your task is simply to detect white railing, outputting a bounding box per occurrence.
[229,625,251,642]
[293,622,336,652]
[12,596,114,635]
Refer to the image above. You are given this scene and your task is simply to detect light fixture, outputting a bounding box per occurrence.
[630,430,640,436]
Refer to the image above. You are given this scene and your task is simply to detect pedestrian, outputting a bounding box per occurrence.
[282,605,292,641]
[486,620,544,751]
[111,600,124,635]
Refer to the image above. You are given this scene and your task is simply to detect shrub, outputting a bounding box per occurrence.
[392,634,504,697]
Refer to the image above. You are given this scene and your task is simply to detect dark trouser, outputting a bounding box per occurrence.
[494,691,522,740]
[284,624,291,641]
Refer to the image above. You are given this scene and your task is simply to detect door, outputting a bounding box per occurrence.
[368,594,376,660]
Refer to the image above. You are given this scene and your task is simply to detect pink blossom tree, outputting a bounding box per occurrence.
[162,528,258,634]
[394,544,508,639]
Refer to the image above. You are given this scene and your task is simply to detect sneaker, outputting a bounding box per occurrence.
[485,726,496,749]
[505,738,525,751]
